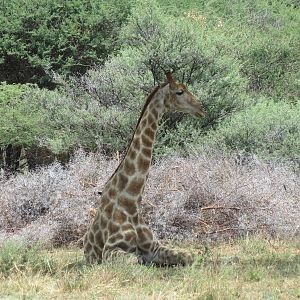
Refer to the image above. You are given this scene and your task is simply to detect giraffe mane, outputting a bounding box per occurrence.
[107,83,168,181]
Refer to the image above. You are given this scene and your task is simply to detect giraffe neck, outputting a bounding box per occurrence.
[105,87,167,205]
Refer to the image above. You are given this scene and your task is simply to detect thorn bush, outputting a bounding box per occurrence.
[1,150,299,247]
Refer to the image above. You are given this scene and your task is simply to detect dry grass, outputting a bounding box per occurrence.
[0,237,299,299]
[0,149,299,246]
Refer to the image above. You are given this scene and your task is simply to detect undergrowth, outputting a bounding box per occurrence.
[0,150,299,247]
[0,237,299,299]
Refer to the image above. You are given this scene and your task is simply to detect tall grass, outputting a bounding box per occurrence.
[0,237,299,299]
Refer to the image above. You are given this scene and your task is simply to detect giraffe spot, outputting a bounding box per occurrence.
[142,147,152,157]
[85,242,92,253]
[143,227,153,240]
[117,172,128,191]
[132,138,141,151]
[142,134,153,148]
[93,245,102,257]
[151,109,158,119]
[108,188,117,199]
[108,221,120,234]
[92,221,99,232]
[124,159,135,176]
[131,213,139,225]
[100,215,108,228]
[95,231,104,248]
[113,208,127,224]
[147,114,154,125]
[124,231,136,243]
[129,149,137,160]
[141,118,147,127]
[151,122,158,131]
[119,196,137,215]
[105,202,114,217]
[126,177,144,196]
[122,223,134,231]
[89,232,95,243]
[103,230,108,241]
[117,241,131,251]
[108,233,123,244]
[139,241,152,251]
[144,128,155,140]
[137,227,153,242]
[137,154,150,173]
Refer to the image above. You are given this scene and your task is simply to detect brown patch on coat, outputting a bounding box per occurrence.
[93,245,102,257]
[117,172,128,190]
[105,202,114,217]
[113,208,127,224]
[108,221,120,234]
[124,159,135,176]
[95,231,104,248]
[141,134,153,148]
[137,155,150,173]
[137,227,153,241]
[108,233,123,244]
[119,196,137,215]
[89,232,95,243]
[129,149,137,160]
[108,188,117,199]
[126,177,144,196]
[92,221,99,232]
[147,113,155,125]
[132,138,141,151]
[142,147,152,157]
[100,216,108,228]
[144,128,155,140]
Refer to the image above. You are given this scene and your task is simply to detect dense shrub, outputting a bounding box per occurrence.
[0,0,133,87]
[201,99,300,161]
[1,0,299,168]
[21,2,245,156]
[159,0,300,101]
[1,150,299,246]
[0,83,43,148]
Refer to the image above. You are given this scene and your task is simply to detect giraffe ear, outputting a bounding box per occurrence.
[165,71,176,88]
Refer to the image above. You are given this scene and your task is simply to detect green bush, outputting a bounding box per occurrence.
[201,98,300,161]
[0,0,133,87]
[158,0,300,102]
[1,0,299,165]
[35,1,248,156]
[0,83,44,148]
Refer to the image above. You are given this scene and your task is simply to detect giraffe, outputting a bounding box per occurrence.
[84,72,205,266]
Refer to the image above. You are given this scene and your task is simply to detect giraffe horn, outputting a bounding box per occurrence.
[165,71,175,84]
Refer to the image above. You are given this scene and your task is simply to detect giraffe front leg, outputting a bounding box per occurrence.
[139,241,194,266]
[136,225,194,266]
[102,232,139,264]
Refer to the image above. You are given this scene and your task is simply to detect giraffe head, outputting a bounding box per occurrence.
[164,72,205,118]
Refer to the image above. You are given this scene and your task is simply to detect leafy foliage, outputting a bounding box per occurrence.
[202,99,300,161]
[0,0,133,87]
[0,83,43,147]
[0,0,299,166]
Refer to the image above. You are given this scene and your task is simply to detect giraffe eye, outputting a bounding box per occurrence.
[176,89,184,95]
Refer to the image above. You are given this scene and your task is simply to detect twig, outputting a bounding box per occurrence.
[201,205,241,211]
[198,219,213,227]
[207,227,238,234]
